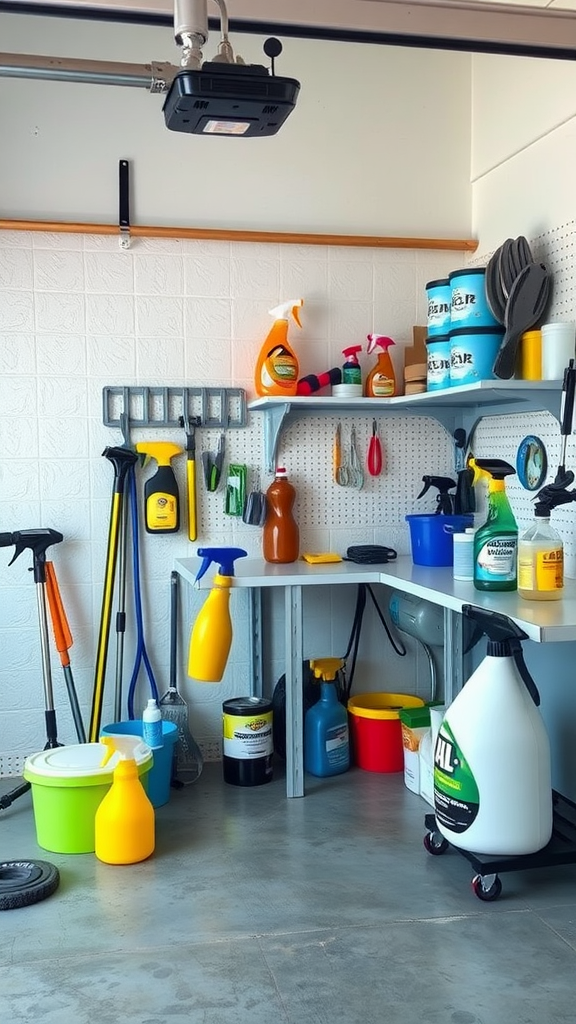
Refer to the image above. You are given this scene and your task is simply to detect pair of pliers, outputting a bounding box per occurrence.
[367,420,383,477]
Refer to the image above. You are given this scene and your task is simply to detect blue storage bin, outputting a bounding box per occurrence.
[406,514,474,566]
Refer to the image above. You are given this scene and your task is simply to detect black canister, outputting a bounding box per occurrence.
[222,697,274,786]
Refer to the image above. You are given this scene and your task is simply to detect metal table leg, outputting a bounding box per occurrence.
[443,607,464,704]
[284,584,304,797]
[248,587,263,698]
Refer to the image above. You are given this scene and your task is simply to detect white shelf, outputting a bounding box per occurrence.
[248,381,563,471]
[175,556,576,643]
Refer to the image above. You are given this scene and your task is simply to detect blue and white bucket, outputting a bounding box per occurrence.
[449,268,500,329]
[426,335,451,391]
[449,326,505,386]
[426,279,451,337]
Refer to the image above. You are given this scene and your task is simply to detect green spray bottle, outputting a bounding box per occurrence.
[473,459,518,591]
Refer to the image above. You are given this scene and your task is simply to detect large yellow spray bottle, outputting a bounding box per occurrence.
[95,736,155,865]
[136,441,184,534]
[254,299,304,397]
[188,546,248,682]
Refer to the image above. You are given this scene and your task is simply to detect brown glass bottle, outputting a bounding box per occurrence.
[262,467,299,563]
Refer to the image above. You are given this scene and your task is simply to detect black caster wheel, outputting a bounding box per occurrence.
[471,872,502,902]
[423,831,449,856]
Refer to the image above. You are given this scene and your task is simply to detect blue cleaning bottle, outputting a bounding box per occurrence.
[304,658,350,777]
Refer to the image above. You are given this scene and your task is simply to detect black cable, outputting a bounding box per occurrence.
[366,584,407,658]
[341,584,406,698]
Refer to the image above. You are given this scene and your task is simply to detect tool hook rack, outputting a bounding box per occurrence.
[424,790,576,901]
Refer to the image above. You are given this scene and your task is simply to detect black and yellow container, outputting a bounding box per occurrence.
[222,697,273,787]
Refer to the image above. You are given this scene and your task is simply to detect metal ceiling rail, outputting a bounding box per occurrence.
[3,0,576,60]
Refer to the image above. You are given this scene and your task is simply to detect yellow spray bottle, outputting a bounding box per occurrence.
[95,736,155,865]
[136,441,184,534]
[254,299,304,397]
[188,546,248,682]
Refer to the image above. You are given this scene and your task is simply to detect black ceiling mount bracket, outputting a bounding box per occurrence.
[118,158,130,250]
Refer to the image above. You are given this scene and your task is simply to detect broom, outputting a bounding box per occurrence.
[159,571,203,784]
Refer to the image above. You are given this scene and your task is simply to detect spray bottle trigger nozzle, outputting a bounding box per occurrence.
[194,546,248,583]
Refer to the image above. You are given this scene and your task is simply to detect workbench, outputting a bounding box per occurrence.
[175,556,576,798]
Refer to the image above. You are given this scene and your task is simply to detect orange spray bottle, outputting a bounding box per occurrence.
[254,299,304,397]
[365,334,398,397]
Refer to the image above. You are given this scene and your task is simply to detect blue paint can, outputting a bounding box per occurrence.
[449,268,500,329]
[449,326,505,386]
[426,278,451,337]
[426,335,451,391]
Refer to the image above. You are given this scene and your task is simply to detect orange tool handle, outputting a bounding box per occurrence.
[46,561,73,666]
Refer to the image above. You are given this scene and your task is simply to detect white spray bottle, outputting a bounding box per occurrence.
[434,606,552,856]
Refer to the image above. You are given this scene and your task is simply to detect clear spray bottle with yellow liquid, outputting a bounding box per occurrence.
[254,299,303,397]
[518,482,576,601]
[95,736,155,865]
[188,547,248,682]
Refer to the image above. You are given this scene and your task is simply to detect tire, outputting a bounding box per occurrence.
[0,860,60,911]
[471,873,502,902]
[423,831,449,856]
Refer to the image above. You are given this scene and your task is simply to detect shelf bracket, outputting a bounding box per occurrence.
[263,402,291,473]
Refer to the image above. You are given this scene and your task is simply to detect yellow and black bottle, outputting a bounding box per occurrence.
[188,546,248,682]
[136,441,183,534]
[95,736,155,865]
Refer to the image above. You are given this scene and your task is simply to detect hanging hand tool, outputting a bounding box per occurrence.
[333,422,343,484]
[417,476,457,514]
[45,561,86,743]
[179,412,201,541]
[90,445,138,742]
[202,433,225,492]
[555,359,576,487]
[126,464,160,719]
[349,426,364,490]
[135,441,184,533]
[452,428,475,515]
[0,529,64,810]
[367,420,383,477]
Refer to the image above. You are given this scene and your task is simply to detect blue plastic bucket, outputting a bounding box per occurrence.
[449,268,500,329]
[406,514,474,566]
[449,326,505,386]
[426,278,451,337]
[100,720,178,808]
[426,335,451,391]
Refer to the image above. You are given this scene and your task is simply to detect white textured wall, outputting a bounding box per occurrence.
[0,13,472,235]
[0,230,462,773]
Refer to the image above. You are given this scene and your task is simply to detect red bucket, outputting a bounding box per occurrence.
[347,693,425,772]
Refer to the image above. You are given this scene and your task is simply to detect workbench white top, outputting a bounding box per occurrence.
[175,556,576,644]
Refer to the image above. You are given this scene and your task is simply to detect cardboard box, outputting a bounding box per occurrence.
[405,326,427,368]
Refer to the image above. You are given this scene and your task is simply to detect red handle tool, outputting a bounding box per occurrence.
[367,420,383,477]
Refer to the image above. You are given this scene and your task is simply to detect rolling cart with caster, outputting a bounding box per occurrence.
[424,790,576,901]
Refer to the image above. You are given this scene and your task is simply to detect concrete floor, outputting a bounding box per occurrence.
[2,763,576,1024]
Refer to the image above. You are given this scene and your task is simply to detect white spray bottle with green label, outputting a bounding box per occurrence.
[434,606,552,856]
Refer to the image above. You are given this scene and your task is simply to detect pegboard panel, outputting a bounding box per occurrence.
[532,220,576,321]
[275,414,453,528]
[0,753,25,777]
[473,409,576,577]
[186,413,455,549]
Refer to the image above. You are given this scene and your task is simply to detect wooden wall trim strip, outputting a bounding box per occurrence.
[0,218,478,252]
